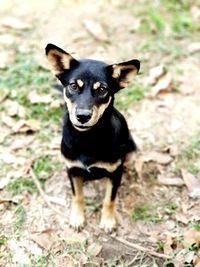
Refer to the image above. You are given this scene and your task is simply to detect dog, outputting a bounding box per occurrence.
[45,43,140,232]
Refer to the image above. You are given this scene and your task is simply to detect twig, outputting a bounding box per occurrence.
[30,168,65,217]
[127,252,139,266]
[113,236,171,260]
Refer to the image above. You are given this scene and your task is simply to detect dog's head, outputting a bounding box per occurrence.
[46,43,140,131]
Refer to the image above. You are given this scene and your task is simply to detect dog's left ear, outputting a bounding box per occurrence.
[45,43,79,76]
[108,59,140,89]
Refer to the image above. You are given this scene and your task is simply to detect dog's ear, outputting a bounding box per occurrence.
[45,43,79,76]
[108,59,140,89]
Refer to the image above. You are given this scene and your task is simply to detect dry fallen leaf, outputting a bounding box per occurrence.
[0,51,14,69]
[0,152,17,164]
[175,213,189,225]
[157,175,184,186]
[146,64,165,85]
[190,6,200,22]
[142,151,173,165]
[30,229,59,250]
[181,169,200,198]
[12,119,40,133]
[4,99,26,118]
[2,114,16,128]
[163,234,174,255]
[87,243,102,257]
[83,19,108,41]
[0,33,15,46]
[28,91,53,104]
[50,99,61,109]
[135,152,172,179]
[1,17,31,30]
[151,73,173,97]
[10,136,34,151]
[184,228,200,248]
[187,42,200,53]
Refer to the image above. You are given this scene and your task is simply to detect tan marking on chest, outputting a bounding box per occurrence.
[65,158,85,169]
[89,160,122,173]
[65,158,122,173]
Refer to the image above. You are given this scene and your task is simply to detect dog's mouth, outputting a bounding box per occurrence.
[73,124,92,131]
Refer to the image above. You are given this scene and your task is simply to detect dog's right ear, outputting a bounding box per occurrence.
[45,43,79,76]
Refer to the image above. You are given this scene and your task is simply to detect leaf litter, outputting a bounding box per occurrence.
[0,1,200,266]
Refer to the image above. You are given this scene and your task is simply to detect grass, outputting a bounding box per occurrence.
[165,202,178,215]
[6,157,63,196]
[115,82,147,110]
[0,49,63,123]
[132,206,161,223]
[132,202,178,223]
[14,205,26,233]
[135,0,200,36]
[7,177,37,196]
[175,133,200,175]
[33,156,56,178]
[192,223,200,232]
[0,50,52,93]
[0,1,199,266]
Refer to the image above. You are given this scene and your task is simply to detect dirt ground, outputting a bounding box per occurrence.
[0,0,200,266]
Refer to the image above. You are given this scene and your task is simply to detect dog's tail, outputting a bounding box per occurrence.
[54,84,63,93]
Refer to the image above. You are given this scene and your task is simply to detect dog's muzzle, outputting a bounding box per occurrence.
[76,109,92,124]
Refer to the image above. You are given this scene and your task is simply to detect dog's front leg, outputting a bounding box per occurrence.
[100,178,117,233]
[69,176,85,231]
[100,166,123,233]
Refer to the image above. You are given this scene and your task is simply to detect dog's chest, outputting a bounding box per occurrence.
[65,158,122,174]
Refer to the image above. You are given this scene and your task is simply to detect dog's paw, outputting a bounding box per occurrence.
[69,210,85,231]
[100,214,117,233]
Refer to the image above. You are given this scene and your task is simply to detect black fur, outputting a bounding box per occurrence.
[46,43,140,230]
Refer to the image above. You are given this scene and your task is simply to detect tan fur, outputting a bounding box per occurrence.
[89,159,121,173]
[112,64,138,88]
[63,87,112,130]
[93,81,100,90]
[46,49,73,75]
[100,178,117,232]
[65,158,85,169]
[69,177,85,230]
[65,158,121,173]
[77,79,84,87]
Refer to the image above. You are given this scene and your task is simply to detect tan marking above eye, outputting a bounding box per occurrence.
[93,81,101,90]
[77,79,84,87]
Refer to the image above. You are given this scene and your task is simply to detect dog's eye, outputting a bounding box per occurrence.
[69,83,79,91]
[96,87,108,96]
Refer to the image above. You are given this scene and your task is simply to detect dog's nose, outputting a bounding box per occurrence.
[76,109,92,124]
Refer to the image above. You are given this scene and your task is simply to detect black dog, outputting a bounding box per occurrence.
[45,43,140,232]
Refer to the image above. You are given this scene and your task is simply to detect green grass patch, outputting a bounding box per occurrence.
[0,50,63,127]
[132,206,161,223]
[7,177,37,196]
[165,202,178,215]
[27,102,63,124]
[192,223,200,232]
[115,82,146,110]
[175,133,200,175]
[14,204,26,233]
[33,156,61,177]
[0,51,52,93]
[0,237,7,245]
[136,0,200,36]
